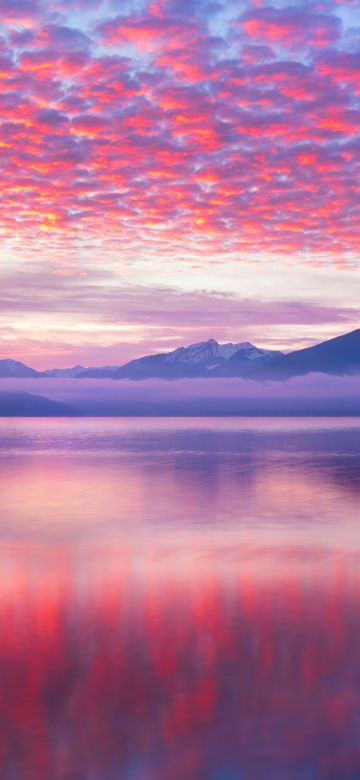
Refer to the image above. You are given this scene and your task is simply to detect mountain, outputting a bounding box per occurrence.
[80,339,283,379]
[163,339,247,365]
[260,329,360,379]
[43,364,119,378]
[43,364,87,378]
[0,392,82,416]
[0,359,42,378]
[1,329,359,382]
[217,343,283,376]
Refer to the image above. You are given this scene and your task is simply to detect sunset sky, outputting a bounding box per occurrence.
[0,0,359,367]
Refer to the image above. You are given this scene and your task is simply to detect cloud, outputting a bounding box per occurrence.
[0,0,356,266]
[239,6,341,49]
[0,270,357,326]
[0,0,358,364]
[0,265,358,365]
[0,0,44,26]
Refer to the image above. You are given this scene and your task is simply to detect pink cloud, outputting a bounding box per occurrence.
[0,0,356,267]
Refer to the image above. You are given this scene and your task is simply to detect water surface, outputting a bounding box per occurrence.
[0,418,359,779]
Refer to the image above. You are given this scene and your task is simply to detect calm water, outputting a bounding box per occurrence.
[0,418,360,780]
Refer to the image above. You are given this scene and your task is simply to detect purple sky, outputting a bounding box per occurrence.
[0,0,358,366]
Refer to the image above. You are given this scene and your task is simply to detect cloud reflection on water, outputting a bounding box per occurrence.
[0,419,359,779]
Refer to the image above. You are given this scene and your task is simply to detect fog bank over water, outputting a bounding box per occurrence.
[1,374,360,415]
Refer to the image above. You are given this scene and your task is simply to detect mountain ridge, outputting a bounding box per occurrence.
[256,328,360,380]
[0,329,359,380]
[0,359,42,378]
[80,339,283,379]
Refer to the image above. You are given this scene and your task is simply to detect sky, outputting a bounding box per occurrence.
[0,0,359,367]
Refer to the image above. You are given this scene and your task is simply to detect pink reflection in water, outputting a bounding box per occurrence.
[0,419,359,779]
[0,546,359,779]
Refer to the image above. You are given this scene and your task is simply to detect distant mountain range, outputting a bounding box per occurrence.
[0,361,119,379]
[42,364,119,378]
[81,339,283,379]
[0,329,359,381]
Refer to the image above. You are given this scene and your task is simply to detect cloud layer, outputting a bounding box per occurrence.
[2,374,360,415]
[0,0,358,264]
[0,0,359,364]
[0,265,359,366]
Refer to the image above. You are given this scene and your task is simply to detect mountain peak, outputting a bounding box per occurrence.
[2,359,25,367]
[0,359,41,378]
[164,339,248,365]
[188,338,218,348]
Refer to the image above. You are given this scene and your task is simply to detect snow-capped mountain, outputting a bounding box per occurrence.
[80,339,284,379]
[228,343,280,362]
[220,342,283,374]
[164,339,245,366]
[59,331,360,380]
[164,339,281,370]
[1,330,360,383]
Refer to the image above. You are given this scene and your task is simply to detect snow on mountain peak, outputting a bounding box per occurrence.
[163,339,264,365]
[230,343,280,361]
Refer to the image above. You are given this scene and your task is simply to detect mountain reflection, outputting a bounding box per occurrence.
[0,419,359,779]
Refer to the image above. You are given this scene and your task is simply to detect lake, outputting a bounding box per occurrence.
[0,418,359,779]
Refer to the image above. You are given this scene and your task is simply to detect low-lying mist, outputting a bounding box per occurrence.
[0,374,360,415]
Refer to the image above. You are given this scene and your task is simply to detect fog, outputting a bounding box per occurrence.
[0,374,360,415]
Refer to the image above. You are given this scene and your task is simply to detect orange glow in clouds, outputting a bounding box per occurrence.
[0,0,357,276]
